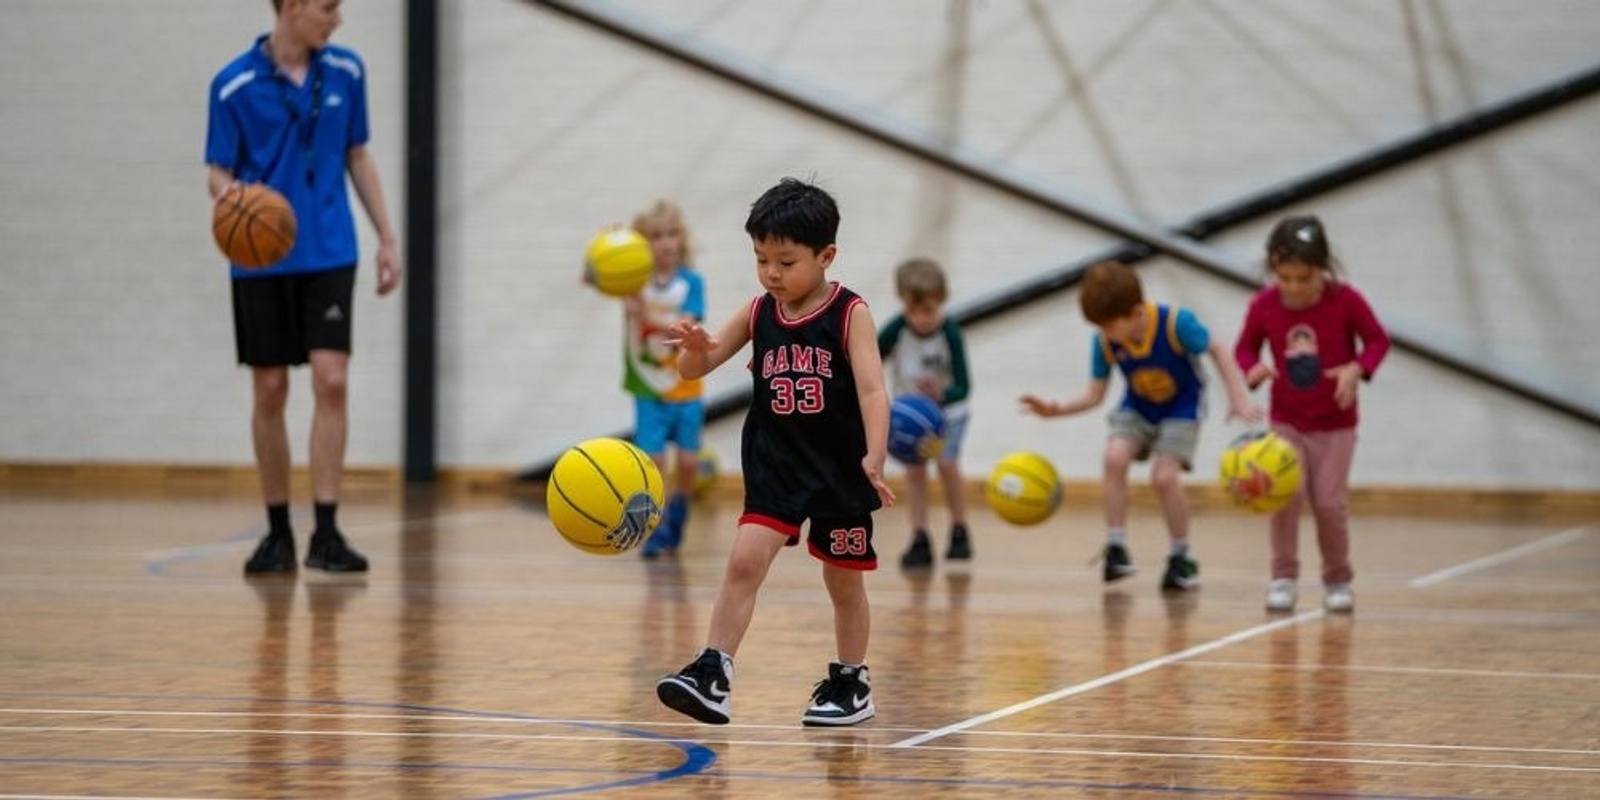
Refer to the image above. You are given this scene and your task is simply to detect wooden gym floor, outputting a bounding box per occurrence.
[1,473,1597,799]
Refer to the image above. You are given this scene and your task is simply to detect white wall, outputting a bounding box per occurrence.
[1,0,1597,491]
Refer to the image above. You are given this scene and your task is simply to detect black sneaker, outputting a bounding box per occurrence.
[945,525,972,561]
[657,649,733,725]
[1102,542,1135,583]
[899,533,933,569]
[802,662,875,727]
[244,534,296,574]
[305,530,369,572]
[1160,552,1200,592]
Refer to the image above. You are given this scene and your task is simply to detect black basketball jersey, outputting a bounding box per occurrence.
[742,283,882,519]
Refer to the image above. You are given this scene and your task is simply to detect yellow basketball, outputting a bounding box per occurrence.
[1219,431,1303,514]
[985,451,1063,526]
[546,437,665,555]
[582,227,654,297]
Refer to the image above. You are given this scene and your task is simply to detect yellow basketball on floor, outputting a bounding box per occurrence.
[691,447,719,497]
[1219,431,1302,514]
[582,227,654,297]
[546,437,664,555]
[985,451,1063,526]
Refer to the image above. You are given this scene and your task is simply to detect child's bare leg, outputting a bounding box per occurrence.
[822,563,870,664]
[937,459,967,527]
[705,524,789,656]
[1102,436,1139,530]
[905,463,930,532]
[1150,453,1189,543]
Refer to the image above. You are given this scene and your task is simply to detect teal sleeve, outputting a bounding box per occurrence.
[682,269,707,320]
[1174,307,1210,353]
[1090,334,1111,380]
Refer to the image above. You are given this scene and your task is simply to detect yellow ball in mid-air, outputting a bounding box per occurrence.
[985,451,1063,526]
[1219,431,1302,514]
[582,227,654,297]
[546,437,665,555]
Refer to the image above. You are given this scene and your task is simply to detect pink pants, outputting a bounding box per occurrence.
[1269,425,1357,585]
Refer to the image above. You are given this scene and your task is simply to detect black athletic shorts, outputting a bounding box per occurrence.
[232,266,356,366]
[739,509,878,571]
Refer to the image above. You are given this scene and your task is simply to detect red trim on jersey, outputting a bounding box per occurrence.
[774,282,843,327]
[739,512,801,538]
[744,294,763,342]
[840,296,864,360]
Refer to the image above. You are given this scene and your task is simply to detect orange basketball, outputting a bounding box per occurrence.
[212,184,297,269]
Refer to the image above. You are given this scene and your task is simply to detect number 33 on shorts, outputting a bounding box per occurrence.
[826,527,868,556]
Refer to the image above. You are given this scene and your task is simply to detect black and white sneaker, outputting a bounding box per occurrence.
[802,662,875,727]
[1160,552,1200,592]
[657,649,733,725]
[1101,542,1136,583]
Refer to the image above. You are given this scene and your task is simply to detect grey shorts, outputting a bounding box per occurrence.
[1108,409,1199,470]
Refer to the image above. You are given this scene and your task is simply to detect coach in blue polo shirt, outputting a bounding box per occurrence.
[205,0,401,575]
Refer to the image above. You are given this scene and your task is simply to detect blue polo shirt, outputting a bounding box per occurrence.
[206,35,369,278]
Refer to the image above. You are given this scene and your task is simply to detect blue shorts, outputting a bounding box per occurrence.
[633,397,705,457]
[938,410,970,462]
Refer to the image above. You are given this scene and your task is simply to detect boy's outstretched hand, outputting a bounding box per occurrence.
[665,319,715,351]
[1017,394,1059,417]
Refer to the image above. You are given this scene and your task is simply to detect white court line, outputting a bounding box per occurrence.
[1409,524,1594,588]
[892,520,1598,749]
[889,610,1319,748]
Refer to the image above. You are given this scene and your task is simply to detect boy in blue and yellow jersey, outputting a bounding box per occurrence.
[1021,262,1260,592]
[624,200,707,558]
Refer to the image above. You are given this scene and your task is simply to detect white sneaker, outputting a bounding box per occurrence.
[1323,583,1355,613]
[1265,579,1297,612]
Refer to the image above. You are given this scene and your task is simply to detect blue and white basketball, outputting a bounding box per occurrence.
[888,394,946,465]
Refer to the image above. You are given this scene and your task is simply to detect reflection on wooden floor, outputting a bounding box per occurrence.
[1,478,1597,798]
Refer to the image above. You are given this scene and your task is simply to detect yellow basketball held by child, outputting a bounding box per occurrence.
[546,437,665,555]
[985,451,1063,526]
[582,227,654,297]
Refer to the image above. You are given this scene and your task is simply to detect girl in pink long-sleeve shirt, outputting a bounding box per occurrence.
[1235,215,1391,613]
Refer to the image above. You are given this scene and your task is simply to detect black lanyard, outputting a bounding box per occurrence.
[279,62,322,187]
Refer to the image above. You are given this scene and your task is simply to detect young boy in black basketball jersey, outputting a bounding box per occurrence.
[655,178,896,727]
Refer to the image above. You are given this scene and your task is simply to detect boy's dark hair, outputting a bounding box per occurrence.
[745,177,839,253]
[1265,214,1341,275]
[895,257,948,304]
[1078,261,1144,326]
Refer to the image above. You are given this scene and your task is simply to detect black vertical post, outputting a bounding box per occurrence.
[404,0,438,482]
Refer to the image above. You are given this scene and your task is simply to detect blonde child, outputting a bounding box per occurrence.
[1235,215,1390,613]
[621,200,706,558]
[878,258,974,568]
